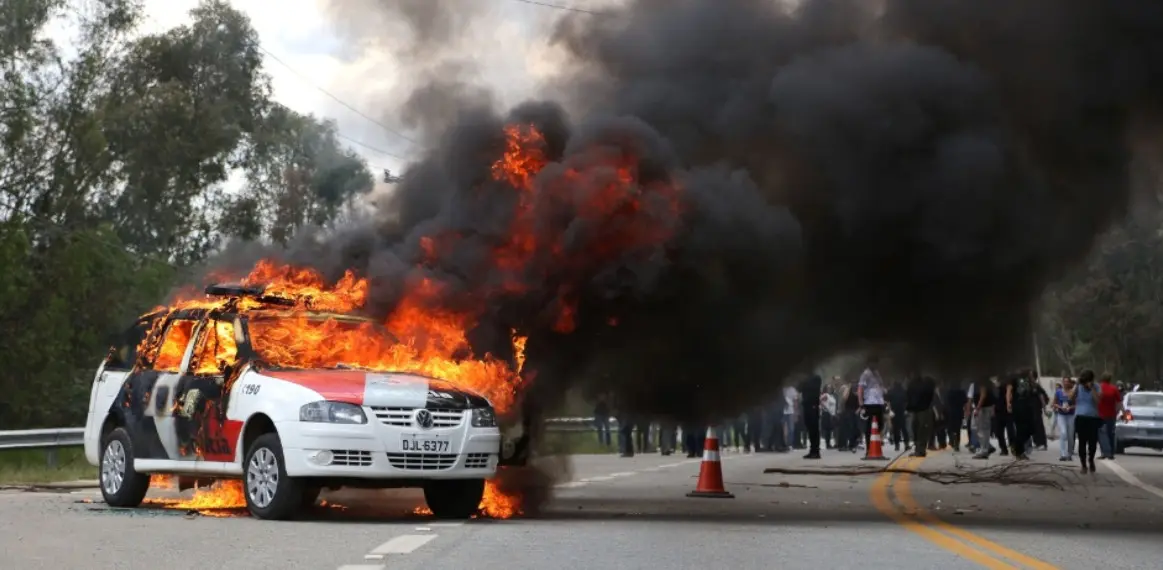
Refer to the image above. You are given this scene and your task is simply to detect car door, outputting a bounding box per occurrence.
[174,316,244,465]
[118,315,201,463]
[84,316,157,463]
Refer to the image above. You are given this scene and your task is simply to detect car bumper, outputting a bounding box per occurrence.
[276,420,501,479]
[1115,423,1163,446]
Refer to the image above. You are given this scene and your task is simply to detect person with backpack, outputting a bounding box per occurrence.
[1004,369,1036,460]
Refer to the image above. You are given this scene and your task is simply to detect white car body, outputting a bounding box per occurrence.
[83,303,506,519]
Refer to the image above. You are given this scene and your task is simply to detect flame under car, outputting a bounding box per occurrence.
[82,290,515,521]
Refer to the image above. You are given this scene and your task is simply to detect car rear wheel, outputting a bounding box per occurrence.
[422,479,485,519]
[243,433,304,520]
[99,427,151,508]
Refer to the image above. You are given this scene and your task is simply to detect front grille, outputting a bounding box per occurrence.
[369,407,465,428]
[465,453,490,469]
[386,452,457,470]
[330,450,372,467]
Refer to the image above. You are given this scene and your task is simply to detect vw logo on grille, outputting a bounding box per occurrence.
[414,409,434,429]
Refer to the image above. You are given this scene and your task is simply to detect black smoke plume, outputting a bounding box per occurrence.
[210,0,1163,422]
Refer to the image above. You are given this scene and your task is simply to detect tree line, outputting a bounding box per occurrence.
[1,0,379,428]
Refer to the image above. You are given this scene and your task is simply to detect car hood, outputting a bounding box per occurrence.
[260,369,491,409]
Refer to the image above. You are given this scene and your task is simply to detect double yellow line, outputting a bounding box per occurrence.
[869,454,1059,569]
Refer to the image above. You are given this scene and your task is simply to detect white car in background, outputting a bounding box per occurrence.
[83,284,506,520]
[1115,391,1163,454]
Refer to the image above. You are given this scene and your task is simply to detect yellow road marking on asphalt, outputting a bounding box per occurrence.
[895,454,1060,570]
[869,456,1016,569]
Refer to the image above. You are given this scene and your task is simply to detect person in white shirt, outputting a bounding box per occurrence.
[821,385,837,449]
[782,385,798,450]
[857,355,887,458]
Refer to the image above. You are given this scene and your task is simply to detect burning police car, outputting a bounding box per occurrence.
[83,284,517,520]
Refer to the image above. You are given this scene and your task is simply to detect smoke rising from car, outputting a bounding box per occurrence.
[205,0,1163,424]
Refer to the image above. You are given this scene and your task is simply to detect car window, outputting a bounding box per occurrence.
[188,319,239,376]
[152,319,197,373]
[104,318,155,371]
[1126,393,1163,408]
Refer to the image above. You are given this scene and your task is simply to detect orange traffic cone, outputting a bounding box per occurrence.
[863,415,889,461]
[687,427,735,498]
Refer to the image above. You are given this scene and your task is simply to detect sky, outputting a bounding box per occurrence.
[134,0,594,175]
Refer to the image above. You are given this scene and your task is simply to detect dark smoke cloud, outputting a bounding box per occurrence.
[208,0,1163,422]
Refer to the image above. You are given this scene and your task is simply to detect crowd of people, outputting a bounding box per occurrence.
[594,357,1130,474]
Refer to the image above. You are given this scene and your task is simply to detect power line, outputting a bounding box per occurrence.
[506,0,608,14]
[334,132,407,160]
[253,44,418,148]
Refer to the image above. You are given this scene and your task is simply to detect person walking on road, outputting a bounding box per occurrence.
[887,381,908,452]
[1053,377,1076,461]
[1097,373,1122,459]
[972,377,998,460]
[944,381,967,452]
[782,385,798,452]
[1004,370,1036,460]
[1029,373,1050,451]
[821,385,837,450]
[1074,370,1102,474]
[839,381,861,452]
[906,374,939,458]
[992,376,1013,456]
[800,374,823,459]
[858,355,887,459]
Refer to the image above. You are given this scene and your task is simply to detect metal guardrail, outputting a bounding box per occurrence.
[0,418,614,451]
[0,428,85,451]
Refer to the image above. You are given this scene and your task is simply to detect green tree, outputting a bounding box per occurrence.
[225,105,374,244]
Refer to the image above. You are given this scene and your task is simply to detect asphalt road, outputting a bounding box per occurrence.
[3,441,1163,570]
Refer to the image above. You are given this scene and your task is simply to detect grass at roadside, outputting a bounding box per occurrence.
[0,447,94,485]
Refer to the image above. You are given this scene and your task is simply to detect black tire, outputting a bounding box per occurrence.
[242,432,304,520]
[99,427,151,508]
[1115,439,1127,455]
[422,479,485,519]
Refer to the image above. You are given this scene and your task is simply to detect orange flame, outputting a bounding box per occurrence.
[129,122,682,519]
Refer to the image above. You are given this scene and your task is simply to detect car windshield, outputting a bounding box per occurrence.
[246,313,402,371]
[1127,393,1163,408]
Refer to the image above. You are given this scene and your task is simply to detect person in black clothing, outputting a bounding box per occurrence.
[1005,370,1036,460]
[1029,371,1049,450]
[944,382,968,452]
[746,407,764,453]
[839,382,861,452]
[972,377,999,459]
[992,377,1012,456]
[906,374,940,457]
[886,381,908,451]
[930,380,947,451]
[800,374,823,459]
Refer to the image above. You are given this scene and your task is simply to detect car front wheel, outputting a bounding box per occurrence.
[423,479,485,519]
[243,433,304,520]
[99,427,151,508]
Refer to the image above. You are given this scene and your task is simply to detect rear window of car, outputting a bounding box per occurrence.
[1126,393,1163,408]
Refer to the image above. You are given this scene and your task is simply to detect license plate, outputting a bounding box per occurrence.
[400,437,449,452]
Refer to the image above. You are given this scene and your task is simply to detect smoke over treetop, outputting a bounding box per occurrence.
[203,0,1163,420]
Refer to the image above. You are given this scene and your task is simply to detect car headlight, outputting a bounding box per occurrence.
[471,407,497,427]
[299,401,367,424]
